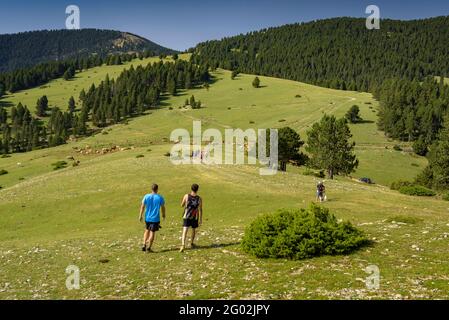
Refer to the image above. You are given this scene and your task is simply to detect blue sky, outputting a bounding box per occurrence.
[0,0,447,50]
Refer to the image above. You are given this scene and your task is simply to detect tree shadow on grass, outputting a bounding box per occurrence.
[353,119,375,124]
[156,241,241,254]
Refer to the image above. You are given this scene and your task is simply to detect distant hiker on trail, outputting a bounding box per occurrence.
[139,183,166,253]
[179,184,203,253]
[316,181,326,202]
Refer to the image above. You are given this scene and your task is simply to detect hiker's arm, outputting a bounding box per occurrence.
[161,204,166,220]
[139,204,145,222]
[198,198,203,226]
[181,194,187,207]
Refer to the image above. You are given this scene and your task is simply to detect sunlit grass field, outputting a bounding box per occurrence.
[1,64,447,300]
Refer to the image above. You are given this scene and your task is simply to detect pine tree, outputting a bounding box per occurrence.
[345,105,362,123]
[167,77,177,96]
[79,89,86,102]
[277,127,307,171]
[185,73,192,89]
[68,96,76,113]
[36,95,49,117]
[306,115,359,179]
[424,117,449,190]
[252,77,260,88]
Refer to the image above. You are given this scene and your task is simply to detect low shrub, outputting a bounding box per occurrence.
[136,154,145,158]
[442,193,449,201]
[393,145,402,151]
[0,169,8,176]
[390,180,412,191]
[399,185,436,197]
[241,205,369,260]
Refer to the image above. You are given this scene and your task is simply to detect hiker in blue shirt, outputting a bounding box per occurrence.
[139,183,166,252]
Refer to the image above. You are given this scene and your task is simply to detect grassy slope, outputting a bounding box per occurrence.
[1,68,447,299]
[1,55,182,113]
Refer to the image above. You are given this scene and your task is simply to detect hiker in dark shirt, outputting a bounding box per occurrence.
[179,184,203,252]
[316,181,326,202]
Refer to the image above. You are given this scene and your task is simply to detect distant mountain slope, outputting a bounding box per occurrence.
[0,29,176,72]
[191,16,449,92]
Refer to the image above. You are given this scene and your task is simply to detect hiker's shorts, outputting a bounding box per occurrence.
[183,219,199,229]
[145,222,161,232]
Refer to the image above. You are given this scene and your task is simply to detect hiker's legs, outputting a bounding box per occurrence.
[181,227,189,247]
[147,231,155,249]
[191,228,196,246]
[143,230,150,246]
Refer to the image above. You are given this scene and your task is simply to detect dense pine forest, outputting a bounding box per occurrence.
[0,60,209,154]
[191,17,449,92]
[0,29,176,72]
[191,16,449,189]
[0,50,155,93]
[375,77,449,153]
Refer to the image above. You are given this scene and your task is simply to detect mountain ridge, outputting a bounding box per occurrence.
[0,28,177,72]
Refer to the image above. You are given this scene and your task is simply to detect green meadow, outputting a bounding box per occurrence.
[1,64,448,299]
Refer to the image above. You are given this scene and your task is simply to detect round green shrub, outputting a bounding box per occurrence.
[241,205,369,260]
[0,169,8,176]
[399,185,436,197]
[442,193,449,201]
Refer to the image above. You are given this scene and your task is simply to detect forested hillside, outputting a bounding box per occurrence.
[0,29,176,72]
[191,16,449,92]
[0,59,209,154]
[191,16,449,190]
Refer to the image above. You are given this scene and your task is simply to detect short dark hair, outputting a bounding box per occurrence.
[152,184,159,192]
[191,183,199,192]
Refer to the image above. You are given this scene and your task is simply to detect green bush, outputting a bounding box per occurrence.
[0,169,8,176]
[399,185,436,197]
[241,205,369,260]
[390,180,412,191]
[136,154,145,158]
[393,145,402,151]
[442,193,449,201]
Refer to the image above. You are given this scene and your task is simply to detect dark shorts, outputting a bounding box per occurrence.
[145,222,161,232]
[183,219,199,229]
